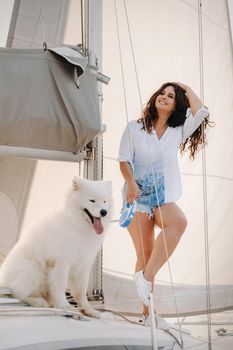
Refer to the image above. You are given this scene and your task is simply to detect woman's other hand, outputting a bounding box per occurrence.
[126,180,140,204]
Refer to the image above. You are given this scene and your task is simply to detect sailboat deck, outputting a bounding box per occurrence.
[0,293,229,350]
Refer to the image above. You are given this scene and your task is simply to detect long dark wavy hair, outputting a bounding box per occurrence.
[137,82,212,159]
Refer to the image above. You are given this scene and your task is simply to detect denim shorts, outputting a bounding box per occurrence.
[121,173,165,218]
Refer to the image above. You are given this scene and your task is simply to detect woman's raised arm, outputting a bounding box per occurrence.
[176,82,203,116]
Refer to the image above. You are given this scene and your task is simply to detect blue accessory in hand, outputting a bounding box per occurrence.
[119,201,136,227]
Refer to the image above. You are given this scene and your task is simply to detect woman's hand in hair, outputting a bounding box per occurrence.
[175,82,189,93]
[175,82,202,115]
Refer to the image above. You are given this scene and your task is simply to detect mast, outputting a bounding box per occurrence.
[83,0,104,303]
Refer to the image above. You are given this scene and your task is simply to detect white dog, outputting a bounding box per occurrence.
[0,176,112,318]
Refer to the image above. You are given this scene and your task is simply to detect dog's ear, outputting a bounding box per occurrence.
[73,176,82,191]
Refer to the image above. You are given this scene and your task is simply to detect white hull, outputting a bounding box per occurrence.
[0,295,226,350]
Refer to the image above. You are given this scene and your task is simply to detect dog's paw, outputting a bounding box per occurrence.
[53,302,77,312]
[81,307,101,319]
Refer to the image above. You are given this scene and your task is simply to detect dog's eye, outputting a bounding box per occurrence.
[89,199,95,203]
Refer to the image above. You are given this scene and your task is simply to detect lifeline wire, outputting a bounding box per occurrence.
[198,0,212,349]
[122,0,184,346]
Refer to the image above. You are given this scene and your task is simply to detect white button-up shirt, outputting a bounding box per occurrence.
[118,107,209,204]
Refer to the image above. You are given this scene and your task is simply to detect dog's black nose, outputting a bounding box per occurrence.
[100,209,107,217]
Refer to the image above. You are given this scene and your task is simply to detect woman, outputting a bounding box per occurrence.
[118,82,211,320]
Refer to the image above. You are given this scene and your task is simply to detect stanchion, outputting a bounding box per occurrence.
[148,292,158,350]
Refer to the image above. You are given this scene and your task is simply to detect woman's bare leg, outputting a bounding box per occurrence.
[143,202,187,283]
[128,203,187,314]
[127,212,155,315]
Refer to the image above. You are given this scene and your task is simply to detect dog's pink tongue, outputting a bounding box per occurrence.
[93,217,104,234]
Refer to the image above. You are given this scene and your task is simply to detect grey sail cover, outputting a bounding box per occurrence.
[0,46,101,154]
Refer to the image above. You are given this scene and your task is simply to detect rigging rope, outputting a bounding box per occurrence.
[198,0,212,348]
[123,5,185,345]
[124,0,184,333]
[114,0,184,346]
[113,0,147,269]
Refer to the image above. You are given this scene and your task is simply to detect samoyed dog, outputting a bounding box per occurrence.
[0,176,112,318]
